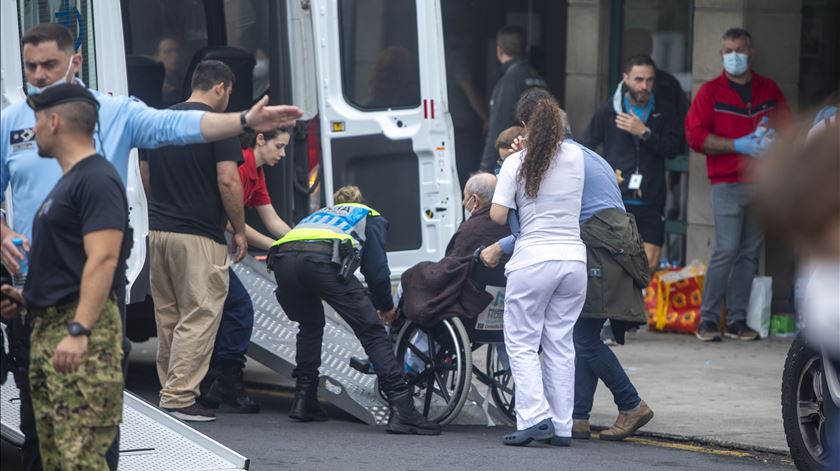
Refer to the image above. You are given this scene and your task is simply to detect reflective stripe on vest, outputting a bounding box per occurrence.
[271,203,379,248]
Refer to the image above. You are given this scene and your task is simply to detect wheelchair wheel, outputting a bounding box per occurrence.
[486,343,516,424]
[394,317,472,425]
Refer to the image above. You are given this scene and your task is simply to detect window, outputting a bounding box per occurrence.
[122,0,208,107]
[618,0,692,93]
[223,0,272,100]
[18,0,98,89]
[338,0,421,110]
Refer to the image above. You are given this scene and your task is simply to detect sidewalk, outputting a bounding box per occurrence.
[587,329,792,453]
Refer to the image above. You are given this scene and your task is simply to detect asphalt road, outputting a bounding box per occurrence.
[2,358,792,471]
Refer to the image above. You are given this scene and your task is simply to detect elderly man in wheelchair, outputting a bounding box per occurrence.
[351,172,514,425]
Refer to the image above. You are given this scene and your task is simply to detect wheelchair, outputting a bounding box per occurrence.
[390,249,516,426]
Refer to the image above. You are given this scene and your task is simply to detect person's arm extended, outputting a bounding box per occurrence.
[246,224,275,251]
[200,97,302,141]
[127,95,303,148]
[53,229,122,373]
[255,204,291,239]
[217,161,247,262]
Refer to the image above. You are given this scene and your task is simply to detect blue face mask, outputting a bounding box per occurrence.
[722,52,749,76]
[26,59,75,96]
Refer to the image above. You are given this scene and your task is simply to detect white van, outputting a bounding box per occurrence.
[1,0,463,339]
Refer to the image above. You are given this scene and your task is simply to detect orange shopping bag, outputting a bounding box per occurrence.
[646,261,706,334]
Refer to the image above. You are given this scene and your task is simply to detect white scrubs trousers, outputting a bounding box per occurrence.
[503,259,587,436]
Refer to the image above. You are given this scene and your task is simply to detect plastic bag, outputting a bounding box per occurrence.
[746,276,773,338]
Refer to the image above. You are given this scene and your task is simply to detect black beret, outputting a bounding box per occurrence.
[27,83,99,112]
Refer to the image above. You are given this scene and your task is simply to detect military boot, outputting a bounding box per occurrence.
[289,376,328,422]
[204,360,260,414]
[386,392,442,435]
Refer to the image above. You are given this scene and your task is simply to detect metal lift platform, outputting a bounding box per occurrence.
[1,374,248,470]
[232,256,392,425]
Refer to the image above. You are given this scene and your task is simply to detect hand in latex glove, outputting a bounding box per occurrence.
[733,132,771,157]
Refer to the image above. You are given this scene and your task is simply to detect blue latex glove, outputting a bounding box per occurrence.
[733,132,771,157]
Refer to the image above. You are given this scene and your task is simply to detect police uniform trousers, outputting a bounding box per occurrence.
[503,260,587,436]
[28,299,123,471]
[272,251,407,398]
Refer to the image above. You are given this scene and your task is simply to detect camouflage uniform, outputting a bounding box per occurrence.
[29,299,124,471]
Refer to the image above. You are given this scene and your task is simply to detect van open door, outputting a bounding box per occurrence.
[310,0,460,275]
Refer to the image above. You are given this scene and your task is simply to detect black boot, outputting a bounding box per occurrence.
[197,364,223,409]
[289,376,328,422]
[204,361,260,414]
[386,392,442,435]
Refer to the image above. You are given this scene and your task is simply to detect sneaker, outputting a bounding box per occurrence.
[164,403,217,422]
[725,320,760,341]
[695,321,722,342]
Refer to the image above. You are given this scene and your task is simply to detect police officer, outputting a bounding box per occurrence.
[1,83,129,470]
[0,22,302,470]
[269,186,441,435]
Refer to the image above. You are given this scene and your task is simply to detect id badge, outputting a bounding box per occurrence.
[628,173,643,190]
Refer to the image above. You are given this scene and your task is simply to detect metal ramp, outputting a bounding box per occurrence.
[233,257,392,425]
[1,375,249,470]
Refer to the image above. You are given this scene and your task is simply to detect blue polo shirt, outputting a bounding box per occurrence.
[1,85,206,239]
[497,140,624,255]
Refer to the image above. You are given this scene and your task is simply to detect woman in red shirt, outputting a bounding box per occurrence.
[237,128,294,249]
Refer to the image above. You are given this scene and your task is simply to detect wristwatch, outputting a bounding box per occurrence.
[67,321,91,337]
[641,128,652,141]
[239,110,255,134]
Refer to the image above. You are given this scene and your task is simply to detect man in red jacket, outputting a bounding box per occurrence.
[685,27,790,342]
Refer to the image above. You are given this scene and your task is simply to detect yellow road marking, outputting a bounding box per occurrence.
[619,435,753,458]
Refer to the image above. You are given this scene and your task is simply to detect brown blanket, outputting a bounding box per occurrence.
[401,205,511,327]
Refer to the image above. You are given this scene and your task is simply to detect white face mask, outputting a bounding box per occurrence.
[253,59,269,81]
[722,52,749,76]
[26,58,76,96]
[463,194,476,220]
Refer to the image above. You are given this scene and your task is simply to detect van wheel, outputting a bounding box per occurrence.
[782,333,830,470]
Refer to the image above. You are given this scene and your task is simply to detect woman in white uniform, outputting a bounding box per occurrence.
[491,88,587,447]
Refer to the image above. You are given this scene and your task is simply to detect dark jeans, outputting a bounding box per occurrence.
[700,183,763,325]
[211,269,254,367]
[12,286,129,471]
[573,317,640,420]
[272,251,407,398]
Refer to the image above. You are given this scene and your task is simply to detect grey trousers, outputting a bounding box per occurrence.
[700,183,764,325]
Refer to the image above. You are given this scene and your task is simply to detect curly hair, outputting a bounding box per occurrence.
[515,88,568,199]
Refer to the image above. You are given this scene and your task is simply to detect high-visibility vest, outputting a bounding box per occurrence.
[271,203,381,250]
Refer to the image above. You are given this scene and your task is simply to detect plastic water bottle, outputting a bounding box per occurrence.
[754,116,769,138]
[11,237,28,288]
[404,331,429,373]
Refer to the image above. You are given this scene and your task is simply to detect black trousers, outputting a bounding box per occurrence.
[11,285,129,471]
[272,251,407,399]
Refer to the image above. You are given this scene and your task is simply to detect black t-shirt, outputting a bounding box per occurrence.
[25,155,129,310]
[728,78,752,106]
[140,102,243,244]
